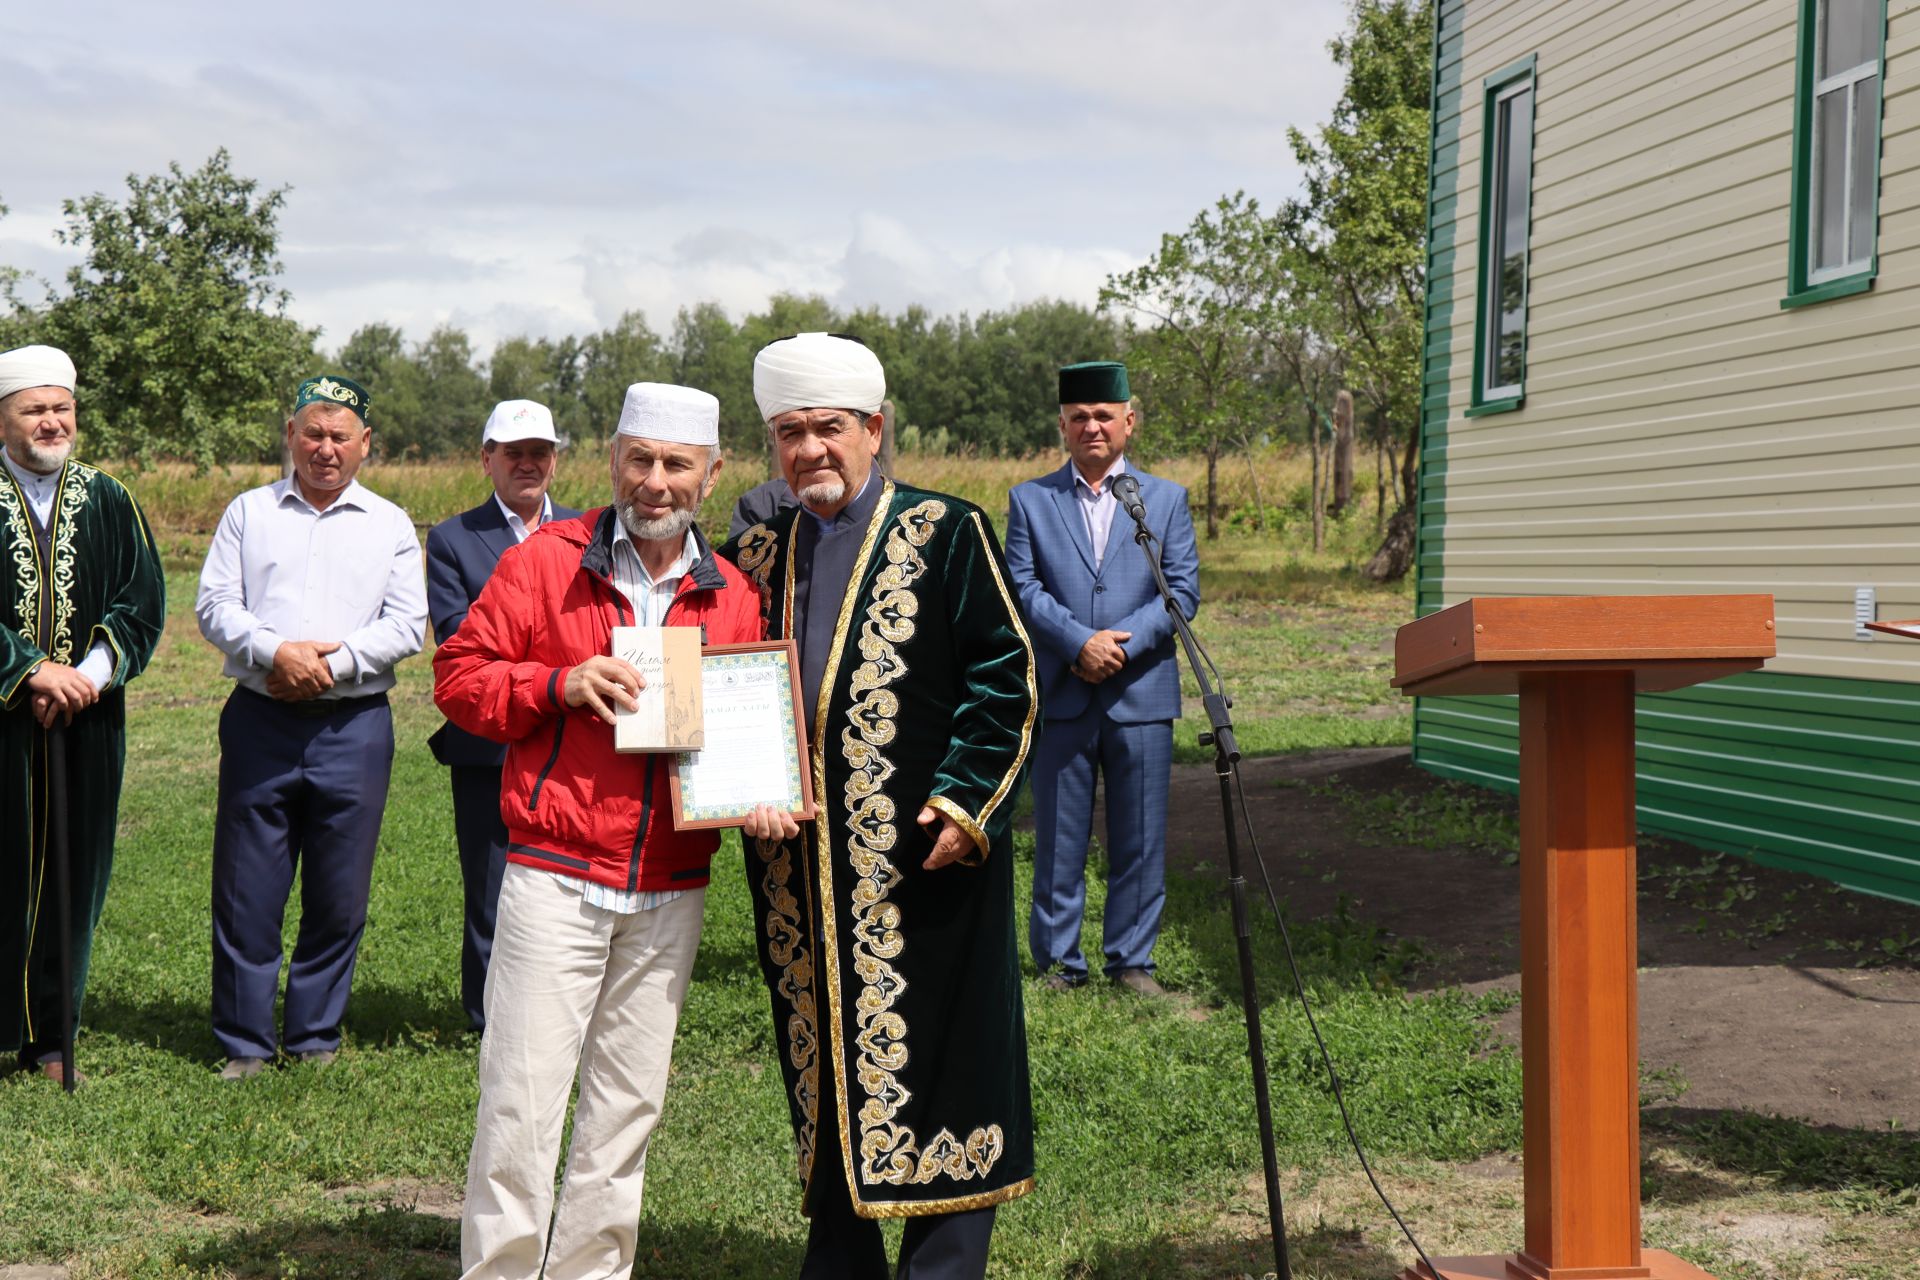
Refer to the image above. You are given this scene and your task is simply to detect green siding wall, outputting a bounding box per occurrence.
[1411,0,1920,907]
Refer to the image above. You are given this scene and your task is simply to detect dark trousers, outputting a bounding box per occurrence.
[1029,714,1173,979]
[800,1086,998,1280]
[211,689,393,1060]
[449,764,508,1031]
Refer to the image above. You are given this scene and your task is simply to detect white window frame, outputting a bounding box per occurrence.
[1481,77,1533,404]
[1807,5,1881,284]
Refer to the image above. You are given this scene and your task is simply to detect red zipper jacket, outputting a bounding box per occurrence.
[432,507,764,892]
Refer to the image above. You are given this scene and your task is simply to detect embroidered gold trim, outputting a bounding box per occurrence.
[809,480,896,1194]
[754,830,820,1182]
[966,510,1039,835]
[852,1175,1036,1221]
[48,462,93,663]
[0,464,40,651]
[922,795,987,857]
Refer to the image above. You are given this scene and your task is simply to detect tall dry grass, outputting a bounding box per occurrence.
[119,444,1400,547]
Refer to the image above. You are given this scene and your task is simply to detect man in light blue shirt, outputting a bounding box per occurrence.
[195,374,427,1080]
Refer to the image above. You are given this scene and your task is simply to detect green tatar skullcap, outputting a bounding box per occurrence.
[1058,361,1130,405]
[295,374,371,421]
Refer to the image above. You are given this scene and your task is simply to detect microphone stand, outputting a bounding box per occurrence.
[1117,487,1291,1280]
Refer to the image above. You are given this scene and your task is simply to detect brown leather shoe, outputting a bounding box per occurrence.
[1112,968,1169,998]
[220,1057,268,1081]
[1041,972,1086,993]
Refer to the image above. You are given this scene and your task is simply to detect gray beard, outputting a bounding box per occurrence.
[617,499,699,543]
[14,438,71,474]
[798,478,846,507]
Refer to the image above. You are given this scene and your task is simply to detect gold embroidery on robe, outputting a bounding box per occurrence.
[839,500,1004,1187]
[756,831,820,1180]
[48,464,93,663]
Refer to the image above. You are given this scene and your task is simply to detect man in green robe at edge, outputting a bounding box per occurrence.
[0,343,166,1085]
[730,332,1039,1280]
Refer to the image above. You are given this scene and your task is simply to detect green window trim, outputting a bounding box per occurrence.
[1470,54,1537,415]
[1782,0,1887,310]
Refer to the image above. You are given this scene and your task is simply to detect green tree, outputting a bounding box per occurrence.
[1100,192,1293,538]
[1281,0,1433,578]
[338,321,426,455]
[9,150,317,466]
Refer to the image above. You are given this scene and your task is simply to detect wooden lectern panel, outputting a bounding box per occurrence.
[1393,595,1775,697]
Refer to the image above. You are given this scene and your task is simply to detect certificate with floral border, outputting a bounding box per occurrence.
[669,640,817,830]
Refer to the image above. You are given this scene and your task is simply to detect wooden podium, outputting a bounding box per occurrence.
[1390,595,1775,1280]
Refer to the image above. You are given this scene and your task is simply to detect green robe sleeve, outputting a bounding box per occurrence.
[86,474,166,690]
[0,629,48,707]
[924,508,1039,858]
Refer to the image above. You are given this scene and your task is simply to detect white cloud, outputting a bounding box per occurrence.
[3,0,1354,353]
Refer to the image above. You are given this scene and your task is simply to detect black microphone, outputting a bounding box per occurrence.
[1110,472,1147,524]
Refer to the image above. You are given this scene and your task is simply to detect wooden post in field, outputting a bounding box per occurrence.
[879,398,896,479]
[1391,595,1776,1280]
[1331,390,1354,518]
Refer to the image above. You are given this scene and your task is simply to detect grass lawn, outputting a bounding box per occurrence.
[2,475,1906,1278]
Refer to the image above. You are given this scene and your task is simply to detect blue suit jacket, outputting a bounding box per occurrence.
[425,496,580,767]
[1004,462,1200,724]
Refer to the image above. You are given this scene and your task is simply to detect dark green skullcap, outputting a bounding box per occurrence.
[1058,361,1130,405]
[294,374,371,422]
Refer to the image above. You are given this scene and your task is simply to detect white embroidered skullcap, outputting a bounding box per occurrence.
[0,345,77,402]
[481,399,560,445]
[752,333,885,421]
[615,382,720,446]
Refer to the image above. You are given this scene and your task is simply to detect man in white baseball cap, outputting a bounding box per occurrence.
[424,400,578,1031]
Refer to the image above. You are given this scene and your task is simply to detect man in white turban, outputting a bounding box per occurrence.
[0,344,166,1085]
[435,382,765,1280]
[727,333,1040,1280]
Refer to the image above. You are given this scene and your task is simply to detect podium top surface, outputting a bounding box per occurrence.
[1393,594,1776,697]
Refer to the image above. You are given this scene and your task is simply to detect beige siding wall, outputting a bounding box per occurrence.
[1436,0,1920,682]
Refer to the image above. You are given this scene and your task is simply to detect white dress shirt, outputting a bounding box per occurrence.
[1073,455,1128,572]
[558,517,699,915]
[494,491,553,545]
[195,477,427,698]
[4,449,116,691]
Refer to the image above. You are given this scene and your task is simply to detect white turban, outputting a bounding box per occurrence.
[616,382,720,446]
[752,333,885,421]
[0,345,77,402]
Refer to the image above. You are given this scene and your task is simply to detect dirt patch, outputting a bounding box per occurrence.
[1154,749,1920,1131]
[323,1179,463,1221]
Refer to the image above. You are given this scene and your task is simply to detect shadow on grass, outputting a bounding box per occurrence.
[631,1222,804,1277]
[1646,1106,1920,1194]
[1080,1220,1407,1280]
[84,976,472,1065]
[172,1206,459,1279]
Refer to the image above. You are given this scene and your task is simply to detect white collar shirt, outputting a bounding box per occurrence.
[609,518,699,629]
[194,477,428,698]
[1072,455,1128,572]
[494,491,554,545]
[2,449,63,528]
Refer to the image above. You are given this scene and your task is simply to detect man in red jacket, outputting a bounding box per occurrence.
[434,382,763,1280]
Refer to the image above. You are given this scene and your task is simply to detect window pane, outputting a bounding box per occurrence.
[1849,74,1880,262]
[1495,88,1532,391]
[1820,0,1877,78]
[1812,87,1848,270]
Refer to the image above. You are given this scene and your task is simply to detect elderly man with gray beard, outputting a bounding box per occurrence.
[0,343,165,1086]
[434,382,765,1280]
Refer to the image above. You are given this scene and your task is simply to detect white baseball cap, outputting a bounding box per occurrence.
[482,399,561,445]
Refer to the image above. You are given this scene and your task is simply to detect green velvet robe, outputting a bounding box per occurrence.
[0,457,165,1058]
[726,481,1040,1220]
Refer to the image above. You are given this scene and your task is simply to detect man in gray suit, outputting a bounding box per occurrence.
[425,400,578,1030]
[1004,362,1200,996]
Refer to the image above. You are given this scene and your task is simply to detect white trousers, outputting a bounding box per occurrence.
[460,863,706,1280]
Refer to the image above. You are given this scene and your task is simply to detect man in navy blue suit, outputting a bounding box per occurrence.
[425,400,579,1031]
[1005,362,1200,996]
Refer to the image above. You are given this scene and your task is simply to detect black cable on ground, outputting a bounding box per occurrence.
[1231,760,1445,1280]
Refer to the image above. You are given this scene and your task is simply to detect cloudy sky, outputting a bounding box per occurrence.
[3,1,1351,355]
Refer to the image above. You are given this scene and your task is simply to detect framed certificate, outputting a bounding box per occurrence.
[669,640,817,830]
